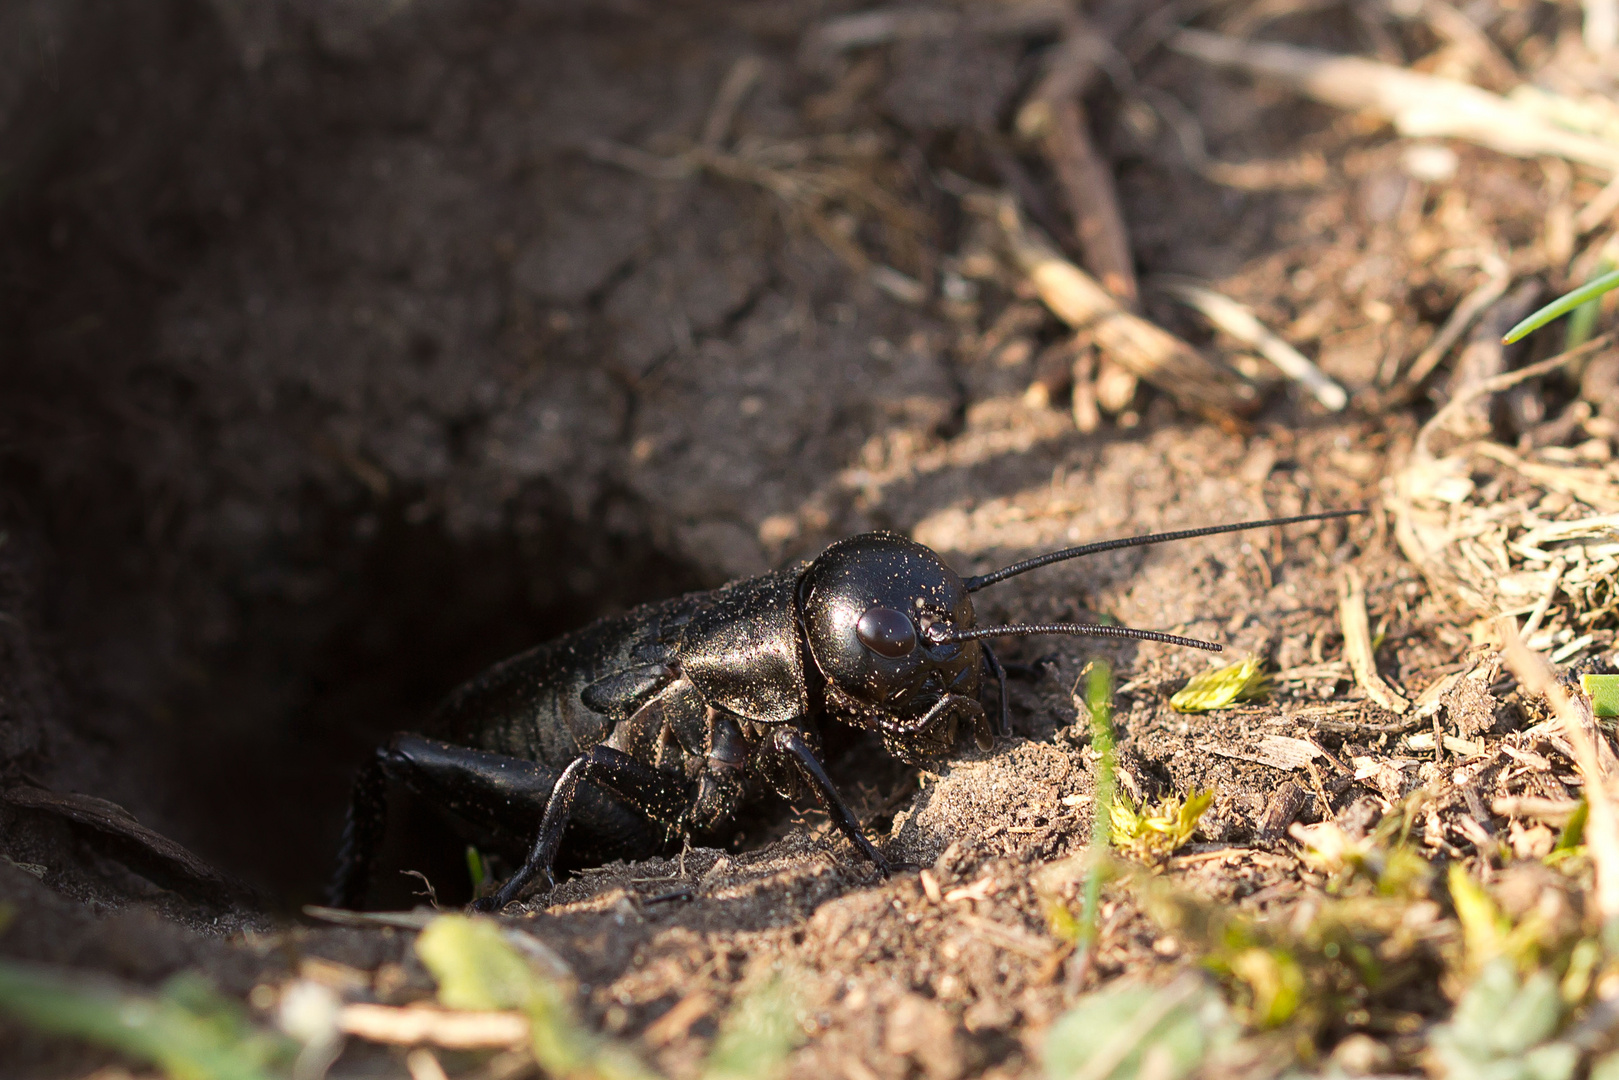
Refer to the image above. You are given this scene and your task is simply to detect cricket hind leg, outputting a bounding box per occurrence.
[472,744,693,913]
[329,734,661,910]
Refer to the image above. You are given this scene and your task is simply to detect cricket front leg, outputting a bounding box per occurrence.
[773,726,892,876]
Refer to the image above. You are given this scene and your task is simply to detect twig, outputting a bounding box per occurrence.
[406,1049,451,1080]
[1256,782,1308,843]
[1405,730,1486,757]
[1491,795,1581,825]
[1035,99,1138,302]
[1500,626,1619,921]
[1171,30,1619,174]
[1071,347,1101,432]
[643,991,713,1047]
[1518,556,1568,643]
[701,56,764,150]
[1416,0,1519,88]
[975,194,1255,420]
[339,1004,529,1049]
[1396,255,1510,393]
[1162,281,1347,410]
[1576,173,1619,235]
[1017,23,1138,303]
[1338,566,1411,713]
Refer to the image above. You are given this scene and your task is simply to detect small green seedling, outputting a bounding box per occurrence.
[1501,268,1619,344]
[466,844,491,898]
[1582,674,1619,719]
[1111,787,1216,862]
[1169,656,1269,713]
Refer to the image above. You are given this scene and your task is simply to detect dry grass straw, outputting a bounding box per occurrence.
[971,193,1257,422]
[1500,626,1619,922]
[338,1003,529,1048]
[1396,254,1511,396]
[1162,280,1348,411]
[1338,565,1412,713]
[1171,31,1619,175]
[1388,336,1619,650]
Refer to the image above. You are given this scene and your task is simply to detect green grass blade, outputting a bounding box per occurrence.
[702,978,802,1080]
[1566,273,1609,350]
[1079,661,1116,947]
[0,962,292,1080]
[417,915,655,1080]
[1502,268,1619,343]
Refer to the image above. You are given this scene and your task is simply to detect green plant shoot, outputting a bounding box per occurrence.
[1080,661,1116,948]
[1169,656,1270,712]
[1501,267,1619,343]
[466,845,490,898]
[1111,788,1216,861]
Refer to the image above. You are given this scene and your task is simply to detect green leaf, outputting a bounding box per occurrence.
[0,962,293,1080]
[1111,787,1216,861]
[417,915,553,1013]
[1501,268,1619,344]
[1169,656,1269,713]
[1431,958,1575,1080]
[417,915,654,1080]
[1225,947,1303,1027]
[1583,674,1619,719]
[702,978,802,1080]
[1043,978,1237,1080]
[1554,798,1588,853]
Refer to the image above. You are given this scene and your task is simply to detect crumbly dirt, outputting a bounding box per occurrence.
[1,1,1615,1077]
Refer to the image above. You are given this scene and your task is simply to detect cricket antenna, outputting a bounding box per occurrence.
[961,509,1367,592]
[926,623,1221,652]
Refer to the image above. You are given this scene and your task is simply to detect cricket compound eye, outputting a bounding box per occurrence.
[855,606,917,658]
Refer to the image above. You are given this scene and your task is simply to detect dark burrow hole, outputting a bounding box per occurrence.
[30,473,716,910]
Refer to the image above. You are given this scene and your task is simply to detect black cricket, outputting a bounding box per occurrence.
[330,509,1361,911]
